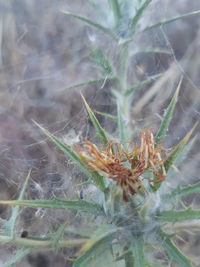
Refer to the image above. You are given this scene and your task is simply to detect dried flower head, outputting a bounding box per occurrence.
[75,129,167,202]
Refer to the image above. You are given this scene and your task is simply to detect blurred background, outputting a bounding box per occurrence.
[0,0,200,266]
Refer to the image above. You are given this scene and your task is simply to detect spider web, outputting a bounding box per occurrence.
[0,0,200,265]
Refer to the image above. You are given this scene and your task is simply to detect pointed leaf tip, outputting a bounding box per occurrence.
[33,120,106,191]
[81,94,109,146]
[155,77,182,144]
[164,122,198,172]
[156,229,192,267]
[0,199,104,216]
[131,0,153,31]
[61,10,119,41]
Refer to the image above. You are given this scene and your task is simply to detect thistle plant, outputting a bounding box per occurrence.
[0,1,200,266]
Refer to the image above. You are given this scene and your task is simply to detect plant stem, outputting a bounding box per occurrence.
[131,235,146,267]
[119,44,129,92]
[116,43,131,143]
[124,250,134,267]
[0,235,86,248]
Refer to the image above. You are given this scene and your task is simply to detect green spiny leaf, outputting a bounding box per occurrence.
[0,198,104,216]
[122,9,200,45]
[5,170,31,237]
[130,0,153,32]
[143,9,200,32]
[155,78,181,144]
[34,121,106,191]
[73,225,120,267]
[109,0,122,24]
[158,208,200,223]
[163,181,200,203]
[61,10,119,41]
[95,110,117,121]
[51,221,68,249]
[61,77,116,91]
[81,94,109,146]
[124,73,162,97]
[167,135,196,179]
[92,47,113,75]
[152,123,197,192]
[4,248,32,267]
[156,229,192,267]
[164,122,198,172]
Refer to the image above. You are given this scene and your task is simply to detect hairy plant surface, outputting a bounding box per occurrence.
[0,1,200,266]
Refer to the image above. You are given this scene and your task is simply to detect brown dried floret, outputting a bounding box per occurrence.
[74,129,167,202]
[131,129,167,183]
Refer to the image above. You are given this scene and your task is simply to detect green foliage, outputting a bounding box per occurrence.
[3,248,33,267]
[131,48,171,56]
[0,234,87,248]
[61,10,119,41]
[130,0,153,32]
[124,9,200,45]
[156,229,192,267]
[166,136,196,179]
[51,222,68,249]
[62,77,116,91]
[1,1,200,266]
[152,81,195,191]
[163,181,200,203]
[34,121,106,191]
[4,170,31,237]
[81,94,109,146]
[143,9,200,33]
[73,225,120,267]
[159,208,200,223]
[164,122,197,172]
[109,0,122,25]
[91,47,114,76]
[124,73,162,97]
[123,251,134,267]
[117,99,127,144]
[0,198,104,215]
[131,235,146,267]
[155,78,181,144]
[94,110,117,121]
